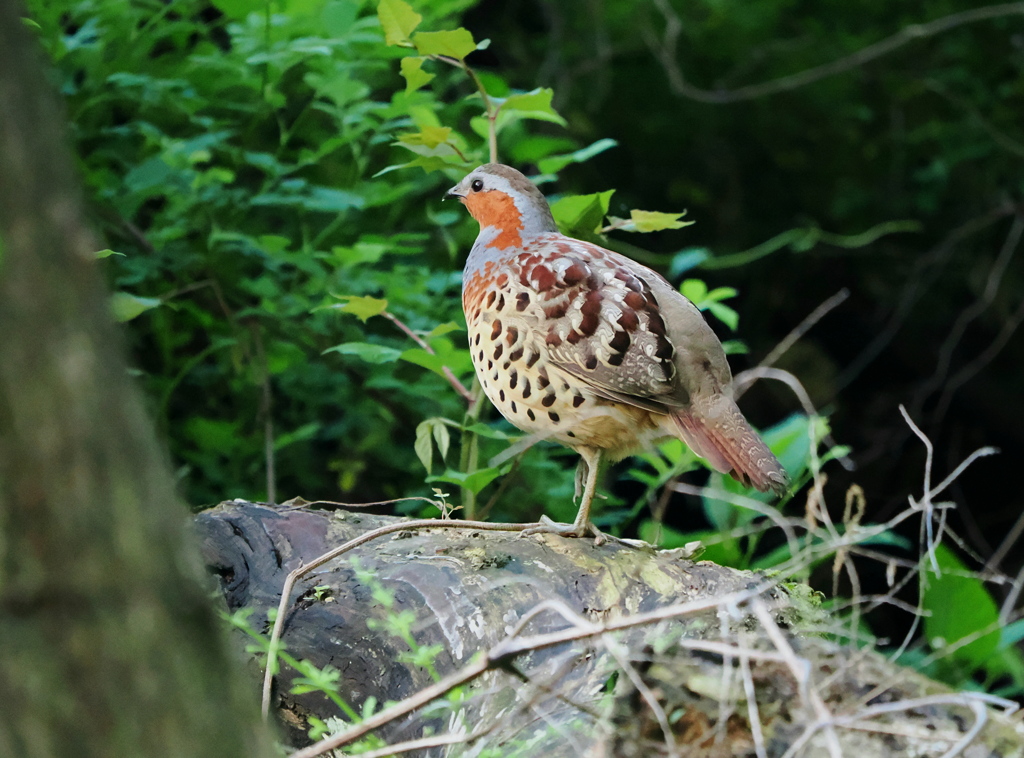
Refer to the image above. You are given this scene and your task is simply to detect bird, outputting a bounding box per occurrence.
[447,163,788,540]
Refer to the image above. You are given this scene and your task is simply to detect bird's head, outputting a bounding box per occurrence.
[447,164,557,247]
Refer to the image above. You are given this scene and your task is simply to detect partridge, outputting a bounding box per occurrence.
[448,163,788,539]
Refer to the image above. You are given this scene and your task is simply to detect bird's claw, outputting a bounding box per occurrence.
[521,515,607,546]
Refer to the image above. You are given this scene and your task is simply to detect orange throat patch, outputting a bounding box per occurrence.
[462,190,523,249]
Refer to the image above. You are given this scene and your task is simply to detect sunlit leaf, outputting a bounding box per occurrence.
[628,209,693,233]
[111,292,161,322]
[377,0,420,46]
[432,421,450,460]
[680,279,708,304]
[415,420,435,473]
[331,295,388,322]
[399,56,434,93]
[398,126,452,148]
[424,322,463,338]
[495,88,566,127]
[95,248,125,258]
[550,190,615,236]
[412,28,476,60]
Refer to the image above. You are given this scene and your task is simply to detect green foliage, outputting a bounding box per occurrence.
[922,544,1000,668]
[906,543,1024,694]
[27,0,734,520]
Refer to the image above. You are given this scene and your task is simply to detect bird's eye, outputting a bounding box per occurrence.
[470,179,484,192]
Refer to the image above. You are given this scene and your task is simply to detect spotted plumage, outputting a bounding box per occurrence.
[449,163,788,539]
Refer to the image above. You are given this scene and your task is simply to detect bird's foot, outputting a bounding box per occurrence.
[521,515,608,546]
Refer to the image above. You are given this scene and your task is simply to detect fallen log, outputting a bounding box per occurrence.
[196,501,1024,757]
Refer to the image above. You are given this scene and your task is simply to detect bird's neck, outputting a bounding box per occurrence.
[461,190,557,251]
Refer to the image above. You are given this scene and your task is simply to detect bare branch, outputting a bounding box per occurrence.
[759,288,850,370]
[647,1,1024,103]
[382,311,476,406]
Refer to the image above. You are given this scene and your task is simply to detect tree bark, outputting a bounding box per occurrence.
[199,501,1024,757]
[0,3,274,755]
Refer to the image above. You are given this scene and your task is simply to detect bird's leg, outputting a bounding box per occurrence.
[573,456,588,502]
[571,447,602,538]
[522,447,606,544]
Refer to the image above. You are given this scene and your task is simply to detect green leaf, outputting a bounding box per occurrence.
[922,544,1000,668]
[432,422,450,460]
[95,248,125,259]
[427,466,503,495]
[628,209,693,233]
[111,292,161,322]
[681,279,739,330]
[332,295,388,322]
[323,342,402,364]
[721,339,749,355]
[399,340,473,378]
[706,301,739,331]
[274,422,321,452]
[550,190,615,236]
[412,29,477,60]
[680,279,708,304]
[398,126,452,148]
[536,138,617,174]
[399,56,434,93]
[424,322,462,338]
[499,88,562,119]
[377,0,421,46]
[415,420,434,474]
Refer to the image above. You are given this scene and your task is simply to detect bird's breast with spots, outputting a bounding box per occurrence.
[462,235,681,452]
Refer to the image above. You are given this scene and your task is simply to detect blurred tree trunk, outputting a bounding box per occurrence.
[0,2,274,756]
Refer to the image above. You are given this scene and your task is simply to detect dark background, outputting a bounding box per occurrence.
[28,0,1024,646]
[464,0,1024,575]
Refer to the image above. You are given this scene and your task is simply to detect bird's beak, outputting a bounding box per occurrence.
[445,184,465,200]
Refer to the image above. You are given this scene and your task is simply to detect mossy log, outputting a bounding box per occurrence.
[197,501,1024,757]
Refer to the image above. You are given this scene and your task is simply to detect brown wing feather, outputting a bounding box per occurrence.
[513,236,692,412]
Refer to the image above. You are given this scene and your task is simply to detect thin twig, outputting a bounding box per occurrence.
[603,635,681,758]
[914,213,1023,419]
[753,601,842,758]
[648,1,1024,103]
[739,651,768,758]
[381,311,475,406]
[670,481,801,558]
[831,693,1013,758]
[333,725,493,758]
[759,288,849,370]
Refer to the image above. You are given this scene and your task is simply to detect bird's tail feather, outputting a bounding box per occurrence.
[671,395,789,496]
